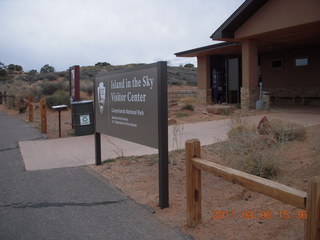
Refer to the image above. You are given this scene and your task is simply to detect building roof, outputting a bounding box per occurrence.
[175,42,240,57]
[210,0,268,40]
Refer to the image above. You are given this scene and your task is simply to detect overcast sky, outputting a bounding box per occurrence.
[0,0,245,72]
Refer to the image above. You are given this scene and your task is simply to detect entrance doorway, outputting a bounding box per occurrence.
[226,58,240,103]
[211,56,240,104]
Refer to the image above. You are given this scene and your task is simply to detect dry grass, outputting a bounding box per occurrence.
[213,118,307,179]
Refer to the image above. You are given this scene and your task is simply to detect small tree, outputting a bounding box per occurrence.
[0,62,7,77]
[7,64,23,72]
[28,69,37,75]
[184,63,194,68]
[40,64,55,73]
[95,62,111,67]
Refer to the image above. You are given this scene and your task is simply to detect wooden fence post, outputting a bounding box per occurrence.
[28,97,33,122]
[305,176,320,239]
[40,99,47,133]
[185,139,202,228]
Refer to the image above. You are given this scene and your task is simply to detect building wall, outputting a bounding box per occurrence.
[168,90,197,103]
[235,0,320,39]
[261,47,320,98]
[197,56,212,104]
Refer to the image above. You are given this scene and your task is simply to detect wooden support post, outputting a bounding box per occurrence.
[305,176,320,240]
[0,91,2,105]
[185,139,202,228]
[28,97,33,122]
[40,99,47,133]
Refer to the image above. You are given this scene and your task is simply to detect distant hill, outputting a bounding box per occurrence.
[0,63,197,110]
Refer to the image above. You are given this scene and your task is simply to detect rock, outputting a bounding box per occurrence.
[168,118,177,125]
[257,116,273,135]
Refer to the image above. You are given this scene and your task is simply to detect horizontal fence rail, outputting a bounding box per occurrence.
[192,157,306,209]
[185,139,320,240]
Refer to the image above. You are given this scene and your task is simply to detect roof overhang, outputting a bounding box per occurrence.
[175,42,241,58]
[211,0,268,41]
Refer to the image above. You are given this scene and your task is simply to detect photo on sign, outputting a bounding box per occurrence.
[97,82,106,114]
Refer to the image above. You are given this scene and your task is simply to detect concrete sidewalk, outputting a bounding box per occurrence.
[20,111,320,171]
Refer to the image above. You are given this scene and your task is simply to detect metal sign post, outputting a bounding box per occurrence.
[94,62,169,208]
[52,105,68,138]
[157,62,168,208]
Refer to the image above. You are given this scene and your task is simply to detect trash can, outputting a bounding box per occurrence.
[71,100,94,136]
[263,92,271,110]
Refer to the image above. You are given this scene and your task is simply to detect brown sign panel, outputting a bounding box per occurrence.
[95,63,164,149]
[69,65,80,102]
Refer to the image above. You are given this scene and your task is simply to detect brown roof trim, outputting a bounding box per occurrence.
[175,42,240,57]
[211,0,268,40]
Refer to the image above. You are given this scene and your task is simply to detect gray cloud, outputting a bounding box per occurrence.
[0,0,244,71]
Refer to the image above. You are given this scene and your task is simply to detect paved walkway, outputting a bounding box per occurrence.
[0,112,188,240]
[19,109,320,171]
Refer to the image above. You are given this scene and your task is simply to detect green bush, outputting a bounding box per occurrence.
[46,90,69,108]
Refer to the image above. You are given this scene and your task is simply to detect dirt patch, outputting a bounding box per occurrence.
[89,126,320,240]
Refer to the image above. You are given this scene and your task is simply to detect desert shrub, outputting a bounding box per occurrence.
[26,84,43,102]
[170,80,183,86]
[44,73,58,81]
[226,124,275,156]
[5,94,16,109]
[243,151,278,179]
[80,79,94,95]
[311,129,320,154]
[40,81,65,95]
[57,71,67,77]
[269,119,306,143]
[28,69,37,75]
[213,123,279,179]
[229,110,249,128]
[46,90,69,108]
[179,97,197,104]
[181,104,194,111]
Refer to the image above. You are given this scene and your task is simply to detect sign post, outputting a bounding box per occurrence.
[94,62,168,208]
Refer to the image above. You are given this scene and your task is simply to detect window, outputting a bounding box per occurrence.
[271,59,283,69]
[295,57,308,67]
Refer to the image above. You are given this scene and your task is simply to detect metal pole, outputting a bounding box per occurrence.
[93,74,102,166]
[158,61,169,208]
[95,132,101,165]
[58,110,62,138]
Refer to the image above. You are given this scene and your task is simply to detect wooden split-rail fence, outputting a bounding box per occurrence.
[0,92,47,134]
[185,139,320,240]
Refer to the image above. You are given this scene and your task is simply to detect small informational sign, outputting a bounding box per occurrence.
[69,65,80,103]
[80,114,90,125]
